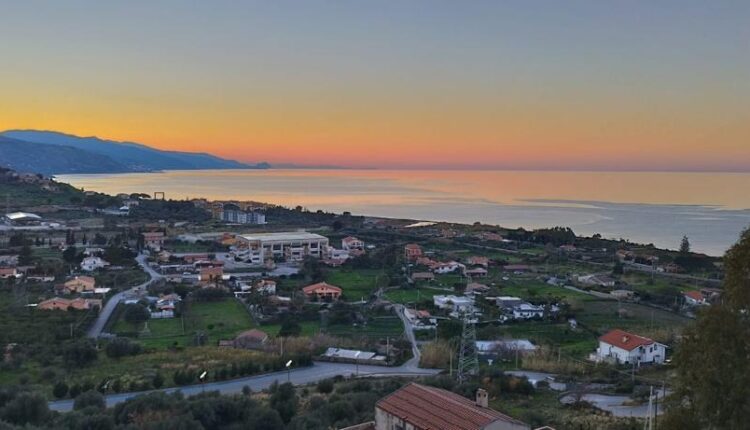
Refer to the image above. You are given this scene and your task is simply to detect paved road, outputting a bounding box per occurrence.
[560,390,667,417]
[48,361,439,412]
[87,254,162,338]
[393,304,422,372]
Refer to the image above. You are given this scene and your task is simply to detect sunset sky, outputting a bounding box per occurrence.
[1,1,748,170]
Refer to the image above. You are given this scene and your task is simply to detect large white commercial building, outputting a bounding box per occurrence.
[233,232,329,265]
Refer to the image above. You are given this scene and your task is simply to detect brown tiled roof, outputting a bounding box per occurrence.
[302,282,342,294]
[376,383,526,430]
[599,329,656,351]
[683,290,704,301]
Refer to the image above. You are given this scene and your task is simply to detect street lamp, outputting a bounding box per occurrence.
[286,360,293,383]
[354,351,361,377]
[199,370,207,392]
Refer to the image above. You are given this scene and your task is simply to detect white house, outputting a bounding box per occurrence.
[434,295,475,315]
[255,279,277,295]
[683,290,707,306]
[80,257,110,272]
[577,274,616,287]
[326,246,350,261]
[432,261,466,274]
[341,236,364,251]
[512,303,544,320]
[595,329,666,365]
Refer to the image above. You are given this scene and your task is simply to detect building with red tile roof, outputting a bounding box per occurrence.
[302,282,342,301]
[595,329,666,365]
[375,383,529,430]
[142,231,165,251]
[404,244,423,261]
[37,297,101,311]
[683,290,707,306]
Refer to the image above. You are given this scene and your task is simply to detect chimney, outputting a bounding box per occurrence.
[475,388,488,408]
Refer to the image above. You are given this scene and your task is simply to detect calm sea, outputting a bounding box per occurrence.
[57,169,750,256]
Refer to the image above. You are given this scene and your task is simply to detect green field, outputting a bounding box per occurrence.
[481,321,598,357]
[576,299,691,334]
[326,316,404,339]
[384,287,443,304]
[115,299,255,349]
[498,279,592,302]
[325,268,387,300]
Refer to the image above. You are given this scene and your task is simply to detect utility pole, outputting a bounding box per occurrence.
[457,314,478,384]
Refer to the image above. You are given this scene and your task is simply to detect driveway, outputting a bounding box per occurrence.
[87,254,162,338]
[48,361,439,412]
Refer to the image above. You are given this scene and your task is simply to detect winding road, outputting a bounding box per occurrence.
[57,283,438,412]
[87,254,162,338]
[49,360,439,412]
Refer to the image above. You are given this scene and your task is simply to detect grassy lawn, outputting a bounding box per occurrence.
[433,274,464,287]
[480,321,598,357]
[325,268,386,300]
[32,247,64,263]
[384,288,442,304]
[576,299,691,335]
[327,316,404,339]
[115,299,255,349]
[498,279,592,302]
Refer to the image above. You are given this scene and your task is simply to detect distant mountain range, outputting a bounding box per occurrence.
[0,130,269,175]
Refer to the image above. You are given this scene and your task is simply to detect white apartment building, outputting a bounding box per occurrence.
[233,232,329,265]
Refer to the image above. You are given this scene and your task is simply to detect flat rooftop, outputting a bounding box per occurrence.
[239,232,328,242]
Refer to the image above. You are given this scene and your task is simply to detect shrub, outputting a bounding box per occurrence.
[53,381,69,399]
[73,390,105,411]
[316,379,334,394]
[105,338,143,359]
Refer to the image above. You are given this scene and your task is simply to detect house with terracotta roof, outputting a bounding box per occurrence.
[466,267,488,278]
[683,290,708,306]
[302,282,342,301]
[374,383,529,430]
[0,267,20,279]
[199,266,224,285]
[404,244,423,261]
[63,276,96,294]
[465,282,491,295]
[503,264,531,273]
[142,231,165,251]
[410,272,435,282]
[595,329,666,365]
[466,256,490,268]
[37,297,101,311]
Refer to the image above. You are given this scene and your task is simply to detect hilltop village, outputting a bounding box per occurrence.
[0,167,727,429]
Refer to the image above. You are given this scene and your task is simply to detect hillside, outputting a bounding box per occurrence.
[0,130,269,173]
[0,136,133,175]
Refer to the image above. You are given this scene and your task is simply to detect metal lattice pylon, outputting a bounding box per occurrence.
[457,315,479,384]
